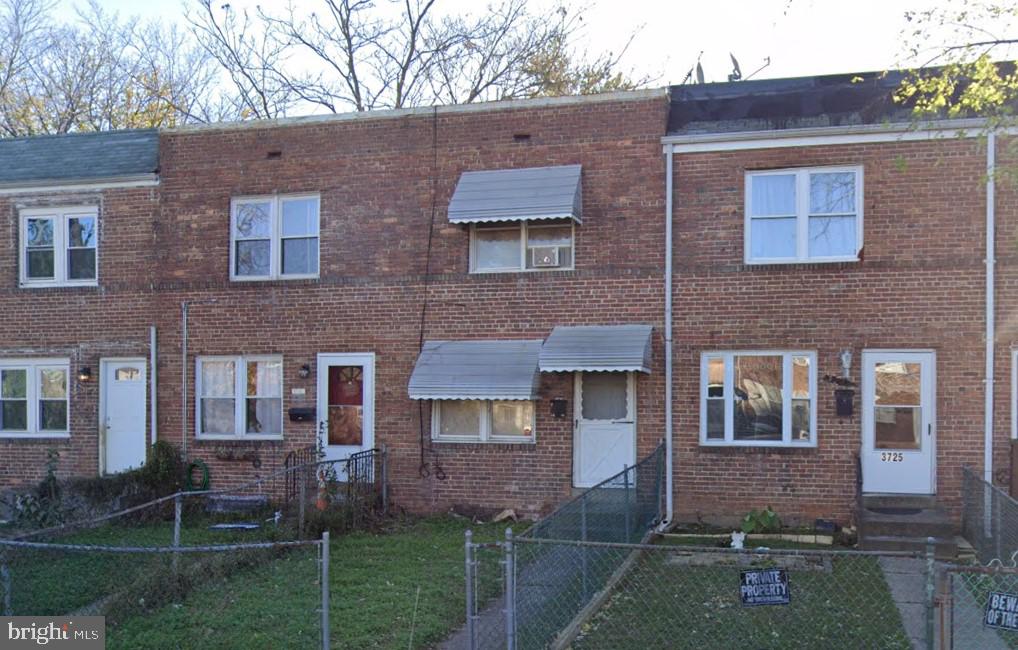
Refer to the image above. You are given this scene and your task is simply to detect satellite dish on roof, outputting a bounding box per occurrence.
[728,53,742,82]
[695,61,705,84]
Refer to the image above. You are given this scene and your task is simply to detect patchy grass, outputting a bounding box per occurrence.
[104,516,501,649]
[569,546,911,649]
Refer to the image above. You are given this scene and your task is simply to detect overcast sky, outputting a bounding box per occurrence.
[56,0,984,85]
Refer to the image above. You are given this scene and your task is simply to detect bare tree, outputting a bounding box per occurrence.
[0,0,226,136]
[186,0,647,116]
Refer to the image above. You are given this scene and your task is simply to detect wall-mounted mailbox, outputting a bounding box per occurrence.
[834,389,854,417]
[550,397,568,419]
[289,407,316,422]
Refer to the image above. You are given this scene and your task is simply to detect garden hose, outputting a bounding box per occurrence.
[185,459,210,491]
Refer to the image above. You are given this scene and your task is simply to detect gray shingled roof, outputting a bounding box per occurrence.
[539,325,654,373]
[0,129,159,185]
[408,340,543,400]
[448,164,582,224]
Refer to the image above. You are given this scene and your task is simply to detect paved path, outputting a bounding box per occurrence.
[879,556,1009,650]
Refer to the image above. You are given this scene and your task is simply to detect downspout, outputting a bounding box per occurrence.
[985,131,996,484]
[662,146,675,527]
[181,302,188,463]
[150,326,157,445]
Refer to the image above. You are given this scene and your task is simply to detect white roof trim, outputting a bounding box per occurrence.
[0,173,159,196]
[662,118,1007,153]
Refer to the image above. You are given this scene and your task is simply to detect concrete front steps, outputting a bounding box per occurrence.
[858,495,958,559]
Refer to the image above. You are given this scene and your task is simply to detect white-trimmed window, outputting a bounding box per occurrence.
[745,167,862,263]
[470,220,574,272]
[700,351,816,447]
[230,195,319,280]
[196,356,283,439]
[0,359,70,438]
[20,207,98,287]
[432,400,535,443]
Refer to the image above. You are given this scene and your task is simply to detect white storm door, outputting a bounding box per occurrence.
[317,353,375,463]
[574,371,636,488]
[861,351,936,494]
[101,359,147,474]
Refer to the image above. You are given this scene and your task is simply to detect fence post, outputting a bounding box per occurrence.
[380,444,389,515]
[925,537,935,650]
[465,530,476,650]
[581,497,589,599]
[172,493,182,571]
[995,489,1003,561]
[504,527,516,650]
[623,465,632,542]
[0,550,10,616]
[299,468,307,539]
[321,531,330,650]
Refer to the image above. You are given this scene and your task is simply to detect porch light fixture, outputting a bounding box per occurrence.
[78,366,92,382]
[299,364,311,379]
[839,349,852,380]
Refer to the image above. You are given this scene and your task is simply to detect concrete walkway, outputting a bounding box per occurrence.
[879,556,1009,650]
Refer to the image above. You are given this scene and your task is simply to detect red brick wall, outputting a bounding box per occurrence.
[671,139,988,525]
[147,94,667,517]
[0,186,159,489]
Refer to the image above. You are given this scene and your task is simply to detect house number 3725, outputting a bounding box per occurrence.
[880,452,904,463]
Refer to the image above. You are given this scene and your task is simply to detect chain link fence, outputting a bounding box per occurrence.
[0,448,389,649]
[942,564,1018,649]
[0,534,329,649]
[962,466,1018,566]
[467,533,931,650]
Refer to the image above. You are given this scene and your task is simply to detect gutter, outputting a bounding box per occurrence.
[0,173,158,195]
[986,131,996,484]
[659,146,675,528]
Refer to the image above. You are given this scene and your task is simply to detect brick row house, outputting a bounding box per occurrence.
[0,70,1010,533]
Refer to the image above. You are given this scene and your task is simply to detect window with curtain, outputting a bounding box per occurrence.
[197,356,283,438]
[746,167,862,263]
[432,400,535,442]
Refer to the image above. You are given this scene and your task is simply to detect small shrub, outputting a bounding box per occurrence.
[741,506,782,534]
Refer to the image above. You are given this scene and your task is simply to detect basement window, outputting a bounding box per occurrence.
[700,351,816,447]
[470,220,574,273]
[432,400,535,443]
[0,359,69,438]
[196,356,283,439]
[745,167,862,263]
[19,207,98,287]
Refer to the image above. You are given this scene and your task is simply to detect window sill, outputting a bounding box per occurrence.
[195,434,284,442]
[432,437,536,447]
[744,257,859,266]
[469,267,576,275]
[699,442,816,453]
[0,432,71,440]
[19,281,98,289]
[230,275,319,282]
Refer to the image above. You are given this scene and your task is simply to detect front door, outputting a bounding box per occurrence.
[317,353,375,464]
[574,372,636,488]
[101,359,147,474]
[861,350,936,494]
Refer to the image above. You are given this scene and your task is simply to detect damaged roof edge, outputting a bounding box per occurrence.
[163,88,669,135]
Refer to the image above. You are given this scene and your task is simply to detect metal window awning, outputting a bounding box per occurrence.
[447,164,582,224]
[408,340,543,400]
[539,325,654,373]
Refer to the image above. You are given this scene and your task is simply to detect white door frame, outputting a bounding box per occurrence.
[316,352,375,462]
[860,349,936,495]
[573,371,637,488]
[99,357,148,475]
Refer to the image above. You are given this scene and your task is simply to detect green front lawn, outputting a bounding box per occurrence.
[569,547,911,649]
[107,517,500,649]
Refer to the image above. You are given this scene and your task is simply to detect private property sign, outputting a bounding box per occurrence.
[740,569,790,606]
[985,592,1018,630]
